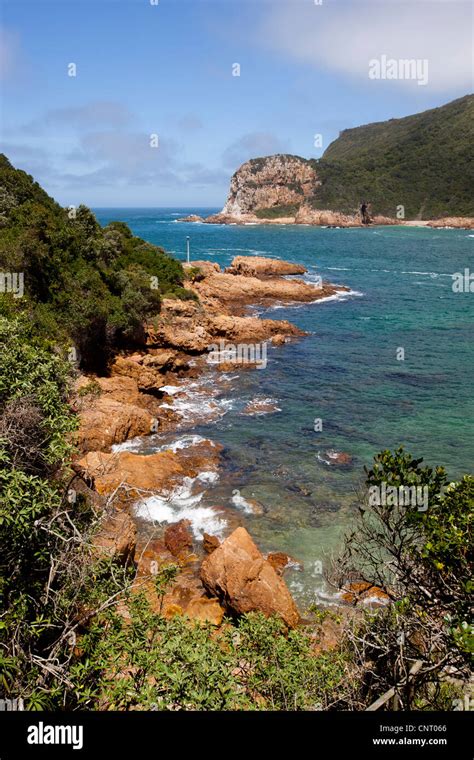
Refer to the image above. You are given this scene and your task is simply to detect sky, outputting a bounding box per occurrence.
[0,0,472,207]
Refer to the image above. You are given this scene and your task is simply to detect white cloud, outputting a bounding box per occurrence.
[261,0,473,93]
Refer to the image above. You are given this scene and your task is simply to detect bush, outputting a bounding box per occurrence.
[332,447,473,709]
[0,155,192,371]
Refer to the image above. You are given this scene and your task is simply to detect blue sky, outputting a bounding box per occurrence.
[0,0,472,206]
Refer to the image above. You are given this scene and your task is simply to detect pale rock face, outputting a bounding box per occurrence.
[221,154,319,217]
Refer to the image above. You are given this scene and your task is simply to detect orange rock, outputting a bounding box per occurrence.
[225,256,306,278]
[164,520,193,559]
[341,582,390,606]
[200,527,300,628]
[186,597,225,626]
[77,397,153,452]
[77,450,187,495]
[92,510,136,562]
[266,551,298,576]
[203,533,220,554]
[77,440,221,496]
[427,216,474,229]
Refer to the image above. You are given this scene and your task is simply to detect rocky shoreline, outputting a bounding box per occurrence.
[178,210,474,229]
[72,256,383,630]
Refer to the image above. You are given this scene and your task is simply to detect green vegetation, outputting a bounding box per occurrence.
[0,319,348,710]
[0,154,194,371]
[0,158,471,712]
[255,204,299,219]
[313,95,474,218]
[242,96,473,219]
[333,447,473,709]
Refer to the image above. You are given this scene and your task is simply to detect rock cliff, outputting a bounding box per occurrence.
[221,154,319,218]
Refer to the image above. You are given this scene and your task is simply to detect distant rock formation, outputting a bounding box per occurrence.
[221,154,319,218]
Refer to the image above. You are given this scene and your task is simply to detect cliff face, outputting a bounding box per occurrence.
[211,95,474,222]
[221,154,319,217]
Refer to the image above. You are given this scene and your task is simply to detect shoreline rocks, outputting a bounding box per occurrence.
[200,527,300,628]
[73,253,352,628]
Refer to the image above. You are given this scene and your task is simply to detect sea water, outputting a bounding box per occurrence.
[94,208,474,605]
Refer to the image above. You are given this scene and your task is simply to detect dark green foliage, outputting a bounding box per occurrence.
[335,447,473,708]
[255,204,299,219]
[72,589,347,711]
[313,94,474,218]
[0,155,194,371]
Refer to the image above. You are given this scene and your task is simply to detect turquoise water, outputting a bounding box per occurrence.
[95,208,474,604]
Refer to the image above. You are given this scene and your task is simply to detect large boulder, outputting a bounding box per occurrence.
[77,397,153,453]
[200,527,300,628]
[225,256,306,278]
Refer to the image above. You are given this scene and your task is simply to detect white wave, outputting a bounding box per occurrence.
[231,492,255,514]
[135,477,225,539]
[154,434,216,453]
[401,270,452,278]
[197,470,219,484]
[243,396,281,415]
[268,288,364,311]
[161,389,234,424]
[111,436,146,453]
[159,385,183,395]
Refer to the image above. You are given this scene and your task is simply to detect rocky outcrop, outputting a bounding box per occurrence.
[294,206,361,227]
[146,294,306,354]
[77,439,221,497]
[427,217,474,229]
[77,397,154,453]
[225,256,306,278]
[185,264,346,311]
[200,527,300,628]
[221,154,319,218]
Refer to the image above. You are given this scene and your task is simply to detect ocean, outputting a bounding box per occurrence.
[94,208,474,606]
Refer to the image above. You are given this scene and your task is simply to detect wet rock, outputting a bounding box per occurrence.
[242,399,280,416]
[341,582,390,607]
[164,520,193,559]
[200,527,300,628]
[320,449,353,466]
[266,551,301,576]
[77,440,221,497]
[203,533,220,554]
